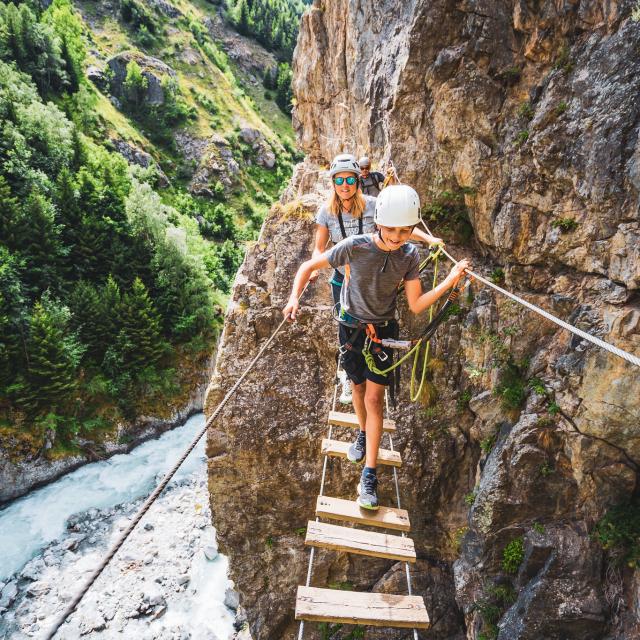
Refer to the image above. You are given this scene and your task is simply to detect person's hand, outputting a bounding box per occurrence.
[283,296,299,321]
[446,258,471,286]
[428,236,444,247]
[309,269,319,283]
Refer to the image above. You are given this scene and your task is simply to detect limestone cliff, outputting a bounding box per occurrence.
[207,2,640,639]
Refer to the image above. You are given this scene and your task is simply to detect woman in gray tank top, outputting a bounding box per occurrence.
[312,154,376,305]
[311,154,444,306]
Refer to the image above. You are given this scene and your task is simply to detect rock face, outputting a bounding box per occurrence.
[204,10,278,80]
[207,2,640,639]
[107,52,177,106]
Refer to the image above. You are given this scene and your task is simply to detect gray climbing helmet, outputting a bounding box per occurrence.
[358,156,371,169]
[329,153,361,178]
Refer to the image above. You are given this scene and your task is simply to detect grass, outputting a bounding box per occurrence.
[518,101,533,120]
[480,433,497,454]
[502,537,524,574]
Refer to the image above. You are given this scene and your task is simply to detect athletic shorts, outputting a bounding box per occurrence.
[338,321,397,386]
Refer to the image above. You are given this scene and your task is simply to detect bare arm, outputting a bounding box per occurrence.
[310,224,330,282]
[410,226,443,247]
[283,254,332,320]
[404,259,470,316]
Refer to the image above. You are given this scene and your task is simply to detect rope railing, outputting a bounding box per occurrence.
[419,220,640,369]
[43,284,310,640]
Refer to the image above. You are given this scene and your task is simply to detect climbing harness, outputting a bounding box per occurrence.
[43,285,311,640]
[334,248,467,403]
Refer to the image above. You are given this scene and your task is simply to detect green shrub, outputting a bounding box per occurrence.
[514,130,529,147]
[464,489,477,506]
[551,217,578,232]
[422,188,474,245]
[594,500,640,568]
[490,267,505,284]
[494,360,527,410]
[502,537,524,574]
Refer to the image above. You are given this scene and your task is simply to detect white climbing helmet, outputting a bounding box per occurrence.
[374,184,422,227]
[329,153,361,178]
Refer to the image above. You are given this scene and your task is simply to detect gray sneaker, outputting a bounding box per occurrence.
[347,430,366,464]
[357,470,379,511]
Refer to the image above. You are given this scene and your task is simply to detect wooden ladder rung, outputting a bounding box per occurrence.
[305,520,416,562]
[321,438,402,467]
[328,410,396,432]
[295,586,430,628]
[316,496,410,531]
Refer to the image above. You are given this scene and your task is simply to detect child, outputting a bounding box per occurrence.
[284,185,470,510]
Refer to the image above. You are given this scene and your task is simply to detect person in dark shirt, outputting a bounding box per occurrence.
[358,156,385,197]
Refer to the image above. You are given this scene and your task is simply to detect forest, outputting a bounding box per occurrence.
[0,0,259,450]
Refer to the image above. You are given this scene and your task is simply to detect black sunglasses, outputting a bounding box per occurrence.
[334,176,357,186]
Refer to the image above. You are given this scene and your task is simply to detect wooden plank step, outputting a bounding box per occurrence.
[328,410,396,432]
[305,520,416,562]
[295,586,429,629]
[316,496,410,532]
[321,438,402,467]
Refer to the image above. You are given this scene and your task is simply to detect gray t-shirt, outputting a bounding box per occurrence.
[326,234,421,323]
[315,196,377,244]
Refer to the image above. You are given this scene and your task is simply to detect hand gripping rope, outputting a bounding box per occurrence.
[362,250,471,401]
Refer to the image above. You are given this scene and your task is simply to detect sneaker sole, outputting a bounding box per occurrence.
[346,453,365,464]
[356,497,379,511]
[356,482,379,510]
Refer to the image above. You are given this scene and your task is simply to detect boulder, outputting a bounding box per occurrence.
[107,52,177,107]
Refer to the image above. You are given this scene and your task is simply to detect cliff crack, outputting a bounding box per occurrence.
[559,409,640,471]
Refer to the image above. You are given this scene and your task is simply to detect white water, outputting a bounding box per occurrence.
[0,413,237,639]
[0,414,206,580]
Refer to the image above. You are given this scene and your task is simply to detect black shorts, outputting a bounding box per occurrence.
[338,321,398,386]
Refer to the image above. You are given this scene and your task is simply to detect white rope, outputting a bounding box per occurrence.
[297,380,338,640]
[385,392,419,640]
[420,221,640,369]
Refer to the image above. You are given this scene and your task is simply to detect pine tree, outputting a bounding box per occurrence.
[19,299,81,415]
[17,191,66,299]
[237,0,250,36]
[0,247,27,394]
[0,176,19,249]
[115,277,165,371]
[68,281,105,364]
[152,241,216,339]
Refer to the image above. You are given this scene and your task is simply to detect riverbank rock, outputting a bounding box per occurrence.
[0,353,214,503]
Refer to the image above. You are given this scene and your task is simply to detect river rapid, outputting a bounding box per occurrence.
[0,413,237,639]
